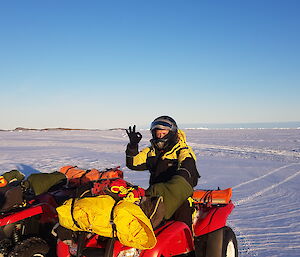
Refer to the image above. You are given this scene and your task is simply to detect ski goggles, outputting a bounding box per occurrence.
[151,120,173,131]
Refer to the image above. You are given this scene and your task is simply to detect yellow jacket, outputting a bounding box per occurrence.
[130,130,196,166]
[126,130,199,187]
[126,130,199,219]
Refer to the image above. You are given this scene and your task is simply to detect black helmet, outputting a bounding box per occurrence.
[150,116,178,132]
[150,116,178,150]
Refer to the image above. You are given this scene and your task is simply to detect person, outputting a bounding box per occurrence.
[126,116,200,229]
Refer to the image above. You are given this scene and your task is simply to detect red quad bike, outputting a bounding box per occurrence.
[0,184,60,257]
[0,166,124,257]
[56,187,238,257]
[0,181,80,257]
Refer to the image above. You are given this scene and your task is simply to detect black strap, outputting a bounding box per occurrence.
[110,201,119,238]
[104,238,116,257]
[76,231,87,257]
[99,167,116,180]
[201,190,213,205]
[65,166,77,176]
[79,169,91,184]
[99,170,105,180]
[70,188,81,230]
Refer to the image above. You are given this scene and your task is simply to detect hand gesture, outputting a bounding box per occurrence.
[126,125,142,146]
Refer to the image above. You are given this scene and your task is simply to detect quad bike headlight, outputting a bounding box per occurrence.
[117,248,141,257]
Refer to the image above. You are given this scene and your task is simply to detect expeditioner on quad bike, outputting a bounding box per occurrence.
[54,116,238,257]
[54,176,238,257]
[126,116,201,230]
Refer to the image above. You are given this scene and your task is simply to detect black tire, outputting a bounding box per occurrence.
[194,228,223,257]
[8,237,49,257]
[0,238,13,256]
[222,226,238,257]
[194,226,238,257]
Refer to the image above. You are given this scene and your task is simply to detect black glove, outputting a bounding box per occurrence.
[126,125,142,146]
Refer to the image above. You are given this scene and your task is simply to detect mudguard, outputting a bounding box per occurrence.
[193,201,234,236]
[141,221,194,257]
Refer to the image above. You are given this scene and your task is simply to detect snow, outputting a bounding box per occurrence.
[1,128,300,257]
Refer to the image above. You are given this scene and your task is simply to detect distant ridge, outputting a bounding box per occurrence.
[0,127,98,132]
[14,127,90,131]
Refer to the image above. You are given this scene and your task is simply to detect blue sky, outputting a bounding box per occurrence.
[0,0,299,129]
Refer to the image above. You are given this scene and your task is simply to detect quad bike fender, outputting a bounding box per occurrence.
[193,202,234,237]
[113,221,194,257]
[140,221,194,257]
[0,201,57,227]
[57,239,71,257]
[0,205,44,226]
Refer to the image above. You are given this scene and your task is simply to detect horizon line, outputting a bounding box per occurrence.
[1,121,300,131]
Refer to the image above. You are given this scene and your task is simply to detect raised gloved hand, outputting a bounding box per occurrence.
[126,125,142,146]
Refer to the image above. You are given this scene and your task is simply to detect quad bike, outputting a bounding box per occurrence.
[55,186,238,257]
[0,166,123,257]
[0,182,80,256]
[0,184,60,257]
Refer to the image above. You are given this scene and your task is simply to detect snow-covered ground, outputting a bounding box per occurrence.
[1,128,299,257]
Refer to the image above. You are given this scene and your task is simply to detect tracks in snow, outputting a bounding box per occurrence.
[235,168,300,206]
[233,163,300,205]
[230,163,300,257]
[233,163,299,190]
[189,142,300,162]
